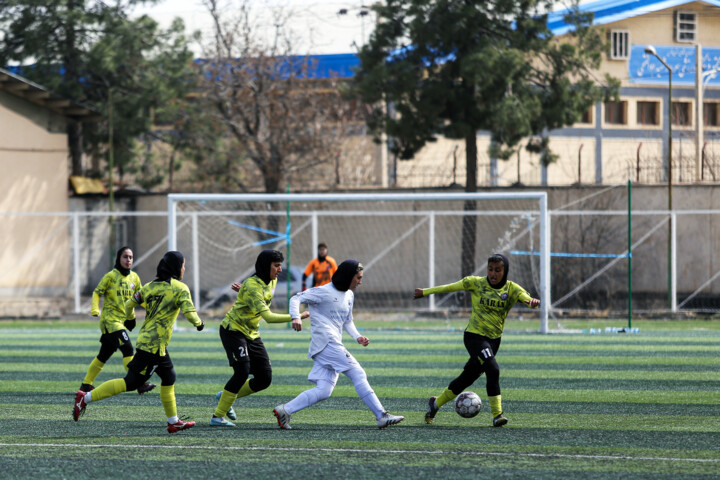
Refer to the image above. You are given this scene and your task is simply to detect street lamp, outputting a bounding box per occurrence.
[644,44,674,310]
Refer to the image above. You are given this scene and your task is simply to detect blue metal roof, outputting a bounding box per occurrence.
[195,53,359,80]
[548,0,720,35]
[305,53,359,79]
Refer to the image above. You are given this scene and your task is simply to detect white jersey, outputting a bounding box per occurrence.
[289,282,361,358]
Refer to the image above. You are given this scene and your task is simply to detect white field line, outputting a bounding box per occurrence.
[0,443,718,464]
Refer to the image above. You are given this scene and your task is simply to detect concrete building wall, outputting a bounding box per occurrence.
[0,90,70,294]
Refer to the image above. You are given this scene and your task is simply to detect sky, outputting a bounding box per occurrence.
[130,0,376,55]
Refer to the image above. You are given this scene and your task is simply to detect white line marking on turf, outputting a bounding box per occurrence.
[0,443,717,463]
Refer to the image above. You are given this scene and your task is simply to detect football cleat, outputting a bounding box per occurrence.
[209,416,235,427]
[216,391,236,420]
[425,396,439,424]
[72,390,87,422]
[79,383,94,392]
[167,419,196,433]
[492,413,508,427]
[273,404,292,430]
[137,383,156,395]
[377,411,404,429]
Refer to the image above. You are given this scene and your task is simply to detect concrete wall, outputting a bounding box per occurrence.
[0,90,70,296]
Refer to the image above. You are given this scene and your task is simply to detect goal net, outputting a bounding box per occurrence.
[168,192,550,331]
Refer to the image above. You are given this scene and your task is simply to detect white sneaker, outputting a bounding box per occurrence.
[209,416,235,427]
[273,404,292,430]
[377,411,404,429]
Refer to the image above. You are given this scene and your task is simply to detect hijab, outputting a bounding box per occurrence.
[155,251,184,282]
[332,259,363,291]
[255,249,284,284]
[114,246,132,277]
[487,253,509,289]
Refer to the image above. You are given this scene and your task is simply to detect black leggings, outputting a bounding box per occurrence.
[123,348,176,391]
[219,326,272,394]
[448,331,502,397]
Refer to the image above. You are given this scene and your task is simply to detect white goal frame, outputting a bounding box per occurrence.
[168,192,550,333]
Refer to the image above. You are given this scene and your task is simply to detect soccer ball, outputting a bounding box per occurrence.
[455,391,482,418]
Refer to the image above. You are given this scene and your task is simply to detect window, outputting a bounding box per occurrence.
[637,101,659,125]
[609,30,630,60]
[578,106,592,124]
[675,11,697,43]
[705,103,720,127]
[604,101,627,125]
[672,102,691,126]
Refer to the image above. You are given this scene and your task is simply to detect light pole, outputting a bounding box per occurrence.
[644,45,674,310]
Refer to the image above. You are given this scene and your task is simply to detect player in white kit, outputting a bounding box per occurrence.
[273,259,404,430]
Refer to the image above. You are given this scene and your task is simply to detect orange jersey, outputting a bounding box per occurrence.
[303,256,338,287]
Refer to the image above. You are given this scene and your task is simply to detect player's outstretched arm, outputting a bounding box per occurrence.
[523,298,540,308]
[415,280,465,299]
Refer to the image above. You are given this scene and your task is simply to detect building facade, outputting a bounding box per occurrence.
[396,0,720,188]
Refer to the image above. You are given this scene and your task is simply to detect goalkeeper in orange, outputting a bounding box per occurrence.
[414,253,539,427]
[301,242,337,290]
[72,251,205,434]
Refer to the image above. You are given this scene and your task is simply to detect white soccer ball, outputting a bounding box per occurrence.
[455,391,482,418]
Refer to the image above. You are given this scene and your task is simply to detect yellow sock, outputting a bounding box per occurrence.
[213,389,238,418]
[489,395,503,417]
[90,378,126,402]
[161,385,177,418]
[236,379,255,399]
[82,358,105,385]
[435,387,457,408]
[122,356,133,372]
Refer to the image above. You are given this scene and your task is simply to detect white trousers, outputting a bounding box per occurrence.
[284,342,384,418]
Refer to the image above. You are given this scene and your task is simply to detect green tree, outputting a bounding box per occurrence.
[82,15,196,189]
[0,0,195,190]
[352,0,619,277]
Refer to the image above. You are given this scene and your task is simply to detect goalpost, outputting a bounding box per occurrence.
[167,192,550,332]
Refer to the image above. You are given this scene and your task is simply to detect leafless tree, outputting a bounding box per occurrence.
[194,0,354,193]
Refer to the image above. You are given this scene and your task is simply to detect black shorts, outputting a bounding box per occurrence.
[464,331,501,365]
[98,329,133,360]
[219,326,271,368]
[127,348,174,378]
[100,329,131,348]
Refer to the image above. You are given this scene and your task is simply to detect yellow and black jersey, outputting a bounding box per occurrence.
[423,276,532,339]
[220,275,278,340]
[92,269,142,334]
[126,278,201,355]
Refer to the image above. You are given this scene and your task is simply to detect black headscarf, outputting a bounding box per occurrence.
[114,246,132,276]
[332,259,363,292]
[255,249,284,284]
[155,251,184,282]
[487,253,509,289]
[318,242,328,262]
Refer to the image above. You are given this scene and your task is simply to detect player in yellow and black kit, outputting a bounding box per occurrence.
[210,249,309,427]
[78,247,154,395]
[414,253,540,427]
[73,251,205,434]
